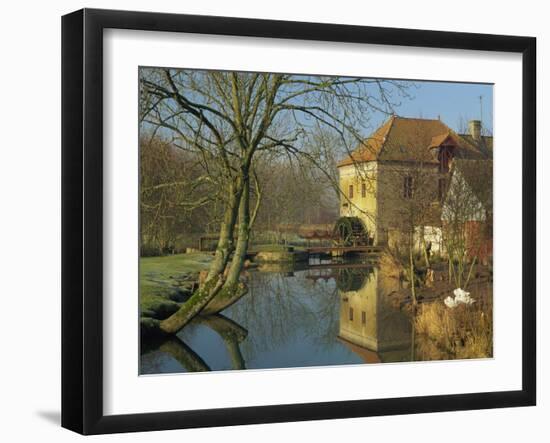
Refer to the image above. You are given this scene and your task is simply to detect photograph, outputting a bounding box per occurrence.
[138,68,494,374]
[0,0,543,440]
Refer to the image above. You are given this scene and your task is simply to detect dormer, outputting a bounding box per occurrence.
[429,133,458,173]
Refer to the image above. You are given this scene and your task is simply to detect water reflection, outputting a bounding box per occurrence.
[338,265,414,363]
[140,258,416,374]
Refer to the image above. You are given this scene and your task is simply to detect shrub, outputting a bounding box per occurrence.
[415,295,492,360]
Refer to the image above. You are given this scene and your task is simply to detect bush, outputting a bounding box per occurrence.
[415,296,493,360]
[140,244,163,257]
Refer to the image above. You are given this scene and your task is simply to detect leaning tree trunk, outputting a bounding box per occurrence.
[159,275,225,334]
[206,180,243,281]
[159,181,244,335]
[204,178,251,314]
[224,178,250,286]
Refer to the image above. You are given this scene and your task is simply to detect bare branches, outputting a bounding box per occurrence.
[249,169,262,230]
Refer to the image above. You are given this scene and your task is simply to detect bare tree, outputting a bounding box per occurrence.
[140,135,215,254]
[140,68,410,333]
[376,123,443,304]
[442,160,492,289]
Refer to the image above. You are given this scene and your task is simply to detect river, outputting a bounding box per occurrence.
[140,257,426,374]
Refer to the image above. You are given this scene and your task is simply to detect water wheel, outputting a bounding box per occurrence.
[333,217,369,247]
[336,267,373,292]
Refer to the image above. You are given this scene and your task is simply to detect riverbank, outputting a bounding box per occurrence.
[140,246,307,323]
[140,252,212,322]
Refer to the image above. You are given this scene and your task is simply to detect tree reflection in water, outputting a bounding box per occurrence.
[140,313,247,373]
[140,258,466,374]
[227,267,341,358]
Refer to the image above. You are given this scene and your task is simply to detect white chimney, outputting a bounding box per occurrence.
[469,120,481,141]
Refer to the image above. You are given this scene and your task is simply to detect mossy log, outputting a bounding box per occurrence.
[158,277,222,334]
[202,282,248,314]
[159,278,247,335]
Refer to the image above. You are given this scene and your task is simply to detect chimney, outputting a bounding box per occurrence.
[469,120,481,141]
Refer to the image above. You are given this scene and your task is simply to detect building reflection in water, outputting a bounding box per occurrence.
[337,261,414,364]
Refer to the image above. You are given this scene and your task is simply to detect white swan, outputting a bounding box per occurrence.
[444,288,475,308]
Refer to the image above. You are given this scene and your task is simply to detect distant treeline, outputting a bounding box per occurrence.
[140,134,338,256]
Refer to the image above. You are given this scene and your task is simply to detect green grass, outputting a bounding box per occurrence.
[140,252,213,318]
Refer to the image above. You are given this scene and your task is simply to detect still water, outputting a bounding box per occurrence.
[141,259,418,374]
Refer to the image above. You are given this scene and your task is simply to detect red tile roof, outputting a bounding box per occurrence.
[337,117,394,166]
[428,132,458,149]
[338,116,489,167]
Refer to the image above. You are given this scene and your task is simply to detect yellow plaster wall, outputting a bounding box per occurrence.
[338,163,378,240]
[338,161,443,246]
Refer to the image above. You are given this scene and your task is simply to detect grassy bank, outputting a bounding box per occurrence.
[139,245,301,320]
[140,252,213,320]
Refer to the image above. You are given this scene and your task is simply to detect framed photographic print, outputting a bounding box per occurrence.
[61,8,536,435]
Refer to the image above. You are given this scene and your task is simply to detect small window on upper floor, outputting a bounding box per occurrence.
[349,184,354,199]
[439,146,452,173]
[361,182,366,198]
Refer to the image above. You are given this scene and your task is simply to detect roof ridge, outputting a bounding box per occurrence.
[393,115,441,122]
[458,132,494,138]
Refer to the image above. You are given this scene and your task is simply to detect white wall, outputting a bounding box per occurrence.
[0,1,546,442]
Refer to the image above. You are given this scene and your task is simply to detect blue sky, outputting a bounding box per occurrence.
[371,80,493,135]
[140,68,494,141]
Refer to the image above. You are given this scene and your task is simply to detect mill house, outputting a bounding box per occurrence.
[337,116,493,252]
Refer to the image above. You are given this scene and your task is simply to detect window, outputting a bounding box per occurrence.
[438,178,447,201]
[361,311,366,325]
[361,182,366,198]
[348,184,354,199]
[403,176,413,199]
[349,308,354,321]
[439,146,452,173]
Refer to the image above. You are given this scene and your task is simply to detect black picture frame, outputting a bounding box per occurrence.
[61,8,536,435]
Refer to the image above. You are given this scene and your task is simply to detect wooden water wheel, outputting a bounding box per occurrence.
[333,217,370,247]
[336,267,374,292]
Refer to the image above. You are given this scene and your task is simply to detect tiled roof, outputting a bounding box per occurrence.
[337,117,394,167]
[338,116,490,167]
[428,132,457,149]
[458,134,493,158]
